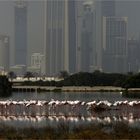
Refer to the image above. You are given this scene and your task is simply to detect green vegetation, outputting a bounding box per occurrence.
[8,71,17,82]
[122,73,140,88]
[59,71,127,87]
[0,75,12,97]
[0,122,140,139]
[13,71,140,89]
[24,71,35,80]
[59,70,69,79]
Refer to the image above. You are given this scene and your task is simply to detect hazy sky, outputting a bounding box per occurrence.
[0,0,140,66]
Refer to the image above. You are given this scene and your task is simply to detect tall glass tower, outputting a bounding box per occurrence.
[103,17,128,73]
[81,1,96,72]
[45,0,69,76]
[95,0,116,71]
[68,0,76,74]
[15,1,27,66]
[101,0,115,16]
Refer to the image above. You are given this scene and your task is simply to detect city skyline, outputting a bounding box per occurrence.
[0,0,140,75]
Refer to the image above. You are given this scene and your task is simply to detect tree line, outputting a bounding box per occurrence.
[9,71,140,88]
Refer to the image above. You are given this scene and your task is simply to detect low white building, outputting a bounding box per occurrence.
[30,53,45,74]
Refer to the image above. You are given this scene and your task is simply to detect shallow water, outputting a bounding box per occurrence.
[0,91,140,128]
[1,91,139,102]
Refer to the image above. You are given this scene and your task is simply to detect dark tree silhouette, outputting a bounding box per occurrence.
[24,71,34,81]
[59,71,69,79]
[8,71,16,82]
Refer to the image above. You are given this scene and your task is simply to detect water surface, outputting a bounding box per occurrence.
[0,91,140,128]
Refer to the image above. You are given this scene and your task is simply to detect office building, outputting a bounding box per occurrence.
[0,35,9,72]
[15,1,27,66]
[81,1,96,72]
[75,0,84,72]
[44,0,69,76]
[127,39,140,72]
[95,0,116,71]
[102,17,128,73]
[75,0,97,72]
[30,53,45,74]
[68,0,76,74]
[101,0,115,16]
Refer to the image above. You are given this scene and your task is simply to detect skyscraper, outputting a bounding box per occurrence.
[81,1,96,72]
[102,17,128,73]
[75,0,96,72]
[15,1,27,66]
[75,0,84,72]
[95,0,115,71]
[0,35,9,72]
[101,0,115,16]
[68,0,76,74]
[45,0,69,76]
[127,39,140,72]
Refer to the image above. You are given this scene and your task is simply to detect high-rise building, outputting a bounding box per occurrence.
[127,39,140,72]
[15,1,27,66]
[75,0,96,72]
[44,0,69,76]
[102,17,128,73]
[95,0,116,71]
[75,0,84,72]
[68,0,76,74]
[81,1,96,72]
[0,35,9,72]
[101,0,115,17]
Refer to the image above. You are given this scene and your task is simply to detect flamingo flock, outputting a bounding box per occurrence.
[0,100,140,116]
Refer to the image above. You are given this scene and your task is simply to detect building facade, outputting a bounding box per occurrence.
[102,17,128,73]
[0,35,9,72]
[101,0,115,17]
[95,0,116,71]
[75,0,97,72]
[44,0,69,76]
[127,39,140,72]
[15,1,27,66]
[30,53,45,74]
[68,0,76,74]
[81,1,96,72]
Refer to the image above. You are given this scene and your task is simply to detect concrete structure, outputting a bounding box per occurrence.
[75,0,97,72]
[44,0,69,76]
[95,0,116,71]
[30,53,45,74]
[68,0,76,74]
[0,35,9,72]
[101,0,115,17]
[81,1,96,72]
[75,0,84,72]
[127,39,140,72]
[102,17,128,73]
[15,1,27,66]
